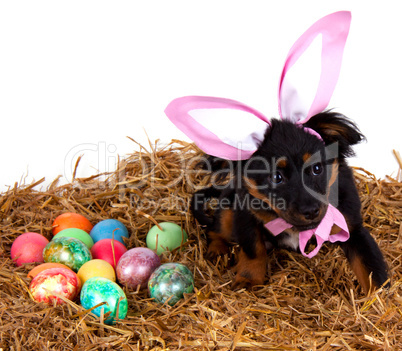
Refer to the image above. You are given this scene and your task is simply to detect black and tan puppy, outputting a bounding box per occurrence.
[191,111,389,293]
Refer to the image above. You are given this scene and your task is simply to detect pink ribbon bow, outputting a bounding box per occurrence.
[264,204,349,258]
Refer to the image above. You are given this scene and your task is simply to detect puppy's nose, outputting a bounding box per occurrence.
[300,206,320,220]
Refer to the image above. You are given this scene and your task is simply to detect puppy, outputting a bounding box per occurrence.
[191,111,389,293]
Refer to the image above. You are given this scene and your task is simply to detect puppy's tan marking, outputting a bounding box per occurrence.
[303,153,312,162]
[328,160,339,188]
[276,157,287,168]
[243,177,281,216]
[350,255,372,294]
[232,233,267,289]
[206,209,234,259]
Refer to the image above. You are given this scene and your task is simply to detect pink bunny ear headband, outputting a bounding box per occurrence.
[165,11,352,257]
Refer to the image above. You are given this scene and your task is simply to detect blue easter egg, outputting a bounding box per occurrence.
[90,219,129,246]
[80,277,128,325]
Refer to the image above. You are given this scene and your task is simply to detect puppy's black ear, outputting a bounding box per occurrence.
[304,111,365,158]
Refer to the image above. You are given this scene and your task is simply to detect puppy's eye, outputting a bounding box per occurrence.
[270,172,283,184]
[312,163,323,176]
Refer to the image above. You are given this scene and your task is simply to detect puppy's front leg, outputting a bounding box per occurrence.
[232,209,268,290]
[340,224,389,294]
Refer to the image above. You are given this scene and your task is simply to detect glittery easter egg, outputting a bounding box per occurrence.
[116,247,160,289]
[11,232,49,266]
[29,267,80,305]
[148,263,194,306]
[80,277,128,325]
[90,219,129,246]
[52,212,93,236]
[43,237,92,272]
[146,222,188,255]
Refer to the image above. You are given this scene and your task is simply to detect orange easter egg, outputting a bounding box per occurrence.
[52,213,93,236]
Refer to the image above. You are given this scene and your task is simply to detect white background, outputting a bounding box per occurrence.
[0,1,401,192]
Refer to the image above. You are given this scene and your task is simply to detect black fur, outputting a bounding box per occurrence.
[191,111,389,292]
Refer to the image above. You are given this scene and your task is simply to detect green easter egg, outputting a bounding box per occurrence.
[146,222,188,255]
[148,263,194,306]
[80,277,128,325]
[54,228,94,249]
[43,237,92,272]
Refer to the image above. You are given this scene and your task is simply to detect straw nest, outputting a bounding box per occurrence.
[0,140,401,351]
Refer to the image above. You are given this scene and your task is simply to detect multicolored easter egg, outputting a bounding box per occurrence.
[116,247,160,289]
[77,259,116,285]
[52,212,93,236]
[90,219,129,246]
[30,267,80,304]
[54,228,94,249]
[148,263,194,306]
[146,222,188,255]
[80,277,128,325]
[28,262,82,290]
[11,232,49,266]
[43,237,92,272]
[91,239,127,269]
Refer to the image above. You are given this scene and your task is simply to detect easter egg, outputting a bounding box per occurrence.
[54,228,94,249]
[30,267,80,304]
[148,263,194,306]
[52,212,93,236]
[146,222,188,255]
[91,239,127,269]
[28,262,82,290]
[77,259,116,285]
[116,247,160,289]
[80,277,128,325]
[11,232,49,266]
[90,219,129,246]
[43,237,92,272]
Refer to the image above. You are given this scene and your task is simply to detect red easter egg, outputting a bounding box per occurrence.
[29,267,80,304]
[91,239,127,269]
[11,232,49,266]
[116,247,160,289]
[52,212,93,236]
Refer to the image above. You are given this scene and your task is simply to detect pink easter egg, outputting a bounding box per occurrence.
[90,239,127,269]
[116,247,160,289]
[11,232,49,266]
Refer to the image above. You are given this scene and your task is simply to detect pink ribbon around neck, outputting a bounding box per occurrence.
[264,204,349,258]
[165,11,352,257]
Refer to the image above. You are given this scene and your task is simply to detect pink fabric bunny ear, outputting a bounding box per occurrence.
[165,96,271,160]
[278,11,351,124]
[165,11,351,159]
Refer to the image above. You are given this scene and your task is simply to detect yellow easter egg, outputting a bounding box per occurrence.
[77,259,116,285]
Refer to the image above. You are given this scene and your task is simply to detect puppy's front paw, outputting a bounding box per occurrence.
[206,240,230,261]
[231,266,265,290]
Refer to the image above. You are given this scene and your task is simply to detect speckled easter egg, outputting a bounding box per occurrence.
[77,259,116,285]
[52,212,93,236]
[80,277,128,325]
[146,222,188,255]
[90,219,129,246]
[91,239,127,269]
[54,228,94,249]
[43,237,92,272]
[116,247,160,289]
[148,263,194,306]
[29,267,80,304]
[11,232,49,266]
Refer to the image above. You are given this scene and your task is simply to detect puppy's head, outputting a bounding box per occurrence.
[243,111,364,230]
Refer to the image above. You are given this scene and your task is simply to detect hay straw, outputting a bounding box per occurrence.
[0,140,401,350]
